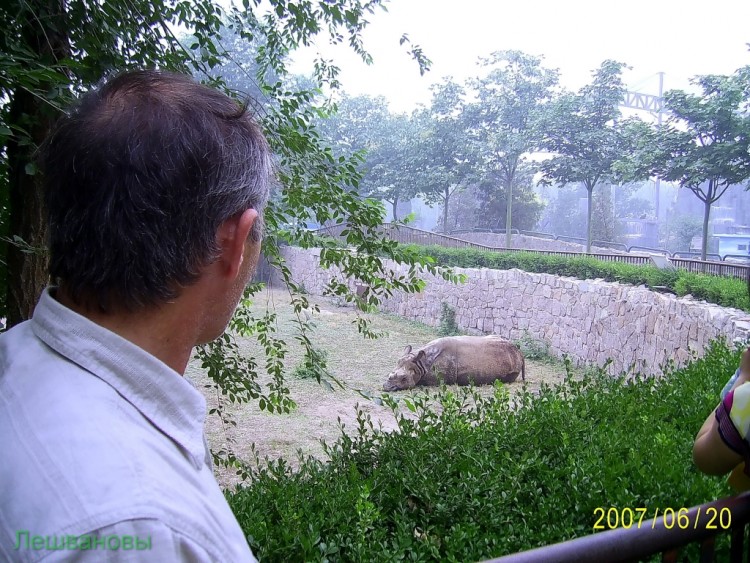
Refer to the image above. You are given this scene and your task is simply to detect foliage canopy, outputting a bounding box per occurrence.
[540,60,635,253]
[629,69,750,260]
[1,0,461,467]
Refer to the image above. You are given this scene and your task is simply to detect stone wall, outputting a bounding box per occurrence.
[279,247,750,376]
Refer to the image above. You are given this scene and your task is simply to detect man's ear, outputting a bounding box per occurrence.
[216,208,258,280]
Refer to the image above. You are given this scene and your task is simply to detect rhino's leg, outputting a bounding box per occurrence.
[497,372,520,383]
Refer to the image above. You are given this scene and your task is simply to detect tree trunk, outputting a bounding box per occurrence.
[442,187,450,234]
[391,198,398,222]
[701,196,711,263]
[5,0,69,327]
[505,180,513,249]
[6,90,49,327]
[6,115,49,326]
[586,183,594,253]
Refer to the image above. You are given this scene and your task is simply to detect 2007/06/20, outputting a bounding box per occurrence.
[593,507,732,530]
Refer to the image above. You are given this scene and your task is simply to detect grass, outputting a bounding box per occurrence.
[186,288,568,488]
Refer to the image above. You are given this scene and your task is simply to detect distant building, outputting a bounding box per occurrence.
[725,224,750,235]
[715,233,750,260]
[621,219,658,248]
[688,236,720,257]
[712,205,735,234]
[669,184,749,239]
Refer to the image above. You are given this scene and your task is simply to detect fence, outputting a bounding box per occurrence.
[454,228,749,263]
[485,492,750,563]
[314,223,499,250]
[672,258,750,279]
[674,251,724,261]
[311,224,750,281]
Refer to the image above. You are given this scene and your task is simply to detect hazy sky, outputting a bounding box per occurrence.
[291,0,750,113]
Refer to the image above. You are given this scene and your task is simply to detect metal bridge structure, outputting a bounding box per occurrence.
[620,72,666,220]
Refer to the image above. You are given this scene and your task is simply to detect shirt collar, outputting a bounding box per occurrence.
[30,287,208,469]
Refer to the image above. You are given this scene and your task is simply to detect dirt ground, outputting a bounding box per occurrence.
[185,288,569,488]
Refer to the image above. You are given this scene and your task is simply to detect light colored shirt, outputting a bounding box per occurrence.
[721,368,742,400]
[0,288,257,562]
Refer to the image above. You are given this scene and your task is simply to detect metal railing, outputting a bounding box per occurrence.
[519,230,556,240]
[309,224,750,281]
[593,240,630,252]
[674,251,724,261]
[484,492,750,563]
[672,259,750,279]
[630,245,673,256]
[556,234,588,246]
[314,223,499,251]
[450,228,521,235]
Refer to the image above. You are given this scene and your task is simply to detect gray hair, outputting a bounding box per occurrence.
[40,69,272,311]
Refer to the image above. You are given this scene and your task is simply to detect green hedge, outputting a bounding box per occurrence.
[406,245,750,313]
[228,341,741,562]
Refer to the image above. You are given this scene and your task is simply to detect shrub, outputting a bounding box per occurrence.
[228,340,742,561]
[675,273,750,311]
[514,330,553,362]
[404,245,749,312]
[438,302,462,337]
[291,346,329,380]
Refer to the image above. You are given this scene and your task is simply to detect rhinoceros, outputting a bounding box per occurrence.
[383,335,525,391]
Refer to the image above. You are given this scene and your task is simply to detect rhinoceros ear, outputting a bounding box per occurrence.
[415,350,426,362]
[403,345,412,355]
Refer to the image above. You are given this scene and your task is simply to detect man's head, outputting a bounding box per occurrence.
[40,70,272,328]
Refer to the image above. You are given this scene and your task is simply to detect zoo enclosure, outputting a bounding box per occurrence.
[311,224,750,281]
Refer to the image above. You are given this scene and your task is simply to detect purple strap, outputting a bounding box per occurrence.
[716,394,750,476]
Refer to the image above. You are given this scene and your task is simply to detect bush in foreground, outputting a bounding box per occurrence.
[228,341,741,561]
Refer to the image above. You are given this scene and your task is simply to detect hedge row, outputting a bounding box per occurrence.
[406,245,750,313]
[228,342,740,562]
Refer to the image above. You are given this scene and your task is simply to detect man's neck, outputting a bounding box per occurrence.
[55,288,197,375]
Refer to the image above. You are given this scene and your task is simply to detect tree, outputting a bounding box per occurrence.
[1,0,437,322]
[411,79,475,233]
[665,215,703,252]
[367,112,419,221]
[315,95,417,220]
[465,50,559,247]
[538,183,587,239]
[615,182,654,220]
[590,183,618,243]
[2,0,464,472]
[446,164,544,232]
[540,60,633,253]
[641,68,750,260]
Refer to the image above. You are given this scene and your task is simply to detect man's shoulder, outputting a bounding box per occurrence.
[0,317,122,430]
[0,327,252,562]
[0,320,49,375]
[2,329,176,539]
